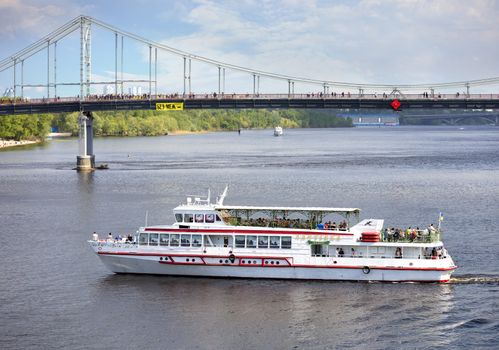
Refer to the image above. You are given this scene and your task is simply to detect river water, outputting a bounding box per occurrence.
[1,126,498,349]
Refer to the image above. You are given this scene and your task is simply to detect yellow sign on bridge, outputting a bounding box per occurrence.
[156,102,184,111]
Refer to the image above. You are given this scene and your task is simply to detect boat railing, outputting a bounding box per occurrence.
[379,230,442,243]
[312,252,449,260]
[226,217,350,231]
[96,239,137,245]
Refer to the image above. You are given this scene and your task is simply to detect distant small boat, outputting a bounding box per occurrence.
[96,164,109,170]
[47,132,72,138]
[273,126,283,136]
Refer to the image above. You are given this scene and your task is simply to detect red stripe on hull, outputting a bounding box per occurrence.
[97,251,456,272]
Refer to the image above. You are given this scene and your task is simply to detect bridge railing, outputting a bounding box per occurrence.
[1,93,499,106]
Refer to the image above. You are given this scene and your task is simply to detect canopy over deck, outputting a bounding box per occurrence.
[215,205,360,214]
[215,205,361,223]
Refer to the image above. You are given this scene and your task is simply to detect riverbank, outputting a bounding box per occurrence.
[1,110,352,141]
[0,139,40,149]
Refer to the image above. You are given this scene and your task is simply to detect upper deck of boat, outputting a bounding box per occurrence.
[168,190,443,244]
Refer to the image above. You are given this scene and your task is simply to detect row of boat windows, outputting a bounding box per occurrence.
[139,233,203,247]
[235,235,292,249]
[138,232,292,249]
[175,213,223,224]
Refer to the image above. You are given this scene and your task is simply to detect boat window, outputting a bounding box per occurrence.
[258,236,269,248]
[195,214,204,223]
[235,235,245,248]
[192,235,202,247]
[205,214,215,223]
[270,236,280,248]
[281,236,292,249]
[159,234,170,246]
[175,213,183,222]
[170,234,180,246]
[216,214,222,222]
[139,233,148,245]
[184,214,193,223]
[246,235,256,248]
[204,235,215,247]
[149,233,159,246]
[181,234,191,247]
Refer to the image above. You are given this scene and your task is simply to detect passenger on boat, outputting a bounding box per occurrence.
[395,247,402,258]
[338,248,345,257]
[410,229,418,242]
[428,224,436,234]
[404,227,411,240]
[431,247,438,259]
[331,222,337,230]
[387,228,394,242]
[107,232,113,242]
[127,234,133,242]
[334,248,339,257]
[338,220,348,231]
[393,229,400,241]
[351,248,356,257]
[383,228,389,241]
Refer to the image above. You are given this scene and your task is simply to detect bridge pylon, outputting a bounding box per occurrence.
[76,111,95,171]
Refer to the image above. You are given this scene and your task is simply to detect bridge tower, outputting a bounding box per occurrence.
[76,111,95,171]
[76,17,94,171]
[80,16,91,99]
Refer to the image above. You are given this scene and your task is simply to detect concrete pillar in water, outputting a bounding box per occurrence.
[76,111,95,171]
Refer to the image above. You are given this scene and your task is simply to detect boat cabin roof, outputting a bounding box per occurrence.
[173,189,360,221]
[215,205,360,215]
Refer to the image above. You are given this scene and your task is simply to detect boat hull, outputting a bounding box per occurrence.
[95,251,455,283]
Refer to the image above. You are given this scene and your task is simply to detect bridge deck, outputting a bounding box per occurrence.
[1,94,499,115]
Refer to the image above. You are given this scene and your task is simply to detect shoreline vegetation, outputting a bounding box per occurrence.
[0,109,352,143]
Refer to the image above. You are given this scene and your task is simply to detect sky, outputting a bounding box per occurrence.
[1,0,499,97]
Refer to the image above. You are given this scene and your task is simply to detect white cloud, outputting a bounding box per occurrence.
[0,0,90,40]
[150,0,499,93]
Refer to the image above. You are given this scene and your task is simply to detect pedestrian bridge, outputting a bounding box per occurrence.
[1,93,498,116]
[1,15,499,115]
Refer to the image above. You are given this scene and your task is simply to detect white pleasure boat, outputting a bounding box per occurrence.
[89,187,456,282]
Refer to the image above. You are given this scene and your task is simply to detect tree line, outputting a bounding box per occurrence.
[0,109,352,140]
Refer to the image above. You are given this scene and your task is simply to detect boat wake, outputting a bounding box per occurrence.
[449,274,499,285]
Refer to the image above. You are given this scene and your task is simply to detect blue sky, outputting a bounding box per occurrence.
[1,0,499,97]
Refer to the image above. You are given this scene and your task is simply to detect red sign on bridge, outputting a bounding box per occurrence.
[391,99,401,110]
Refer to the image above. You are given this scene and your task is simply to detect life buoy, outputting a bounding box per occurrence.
[229,254,236,263]
[362,266,371,274]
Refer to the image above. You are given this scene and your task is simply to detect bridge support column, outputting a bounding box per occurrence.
[76,111,95,171]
